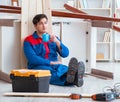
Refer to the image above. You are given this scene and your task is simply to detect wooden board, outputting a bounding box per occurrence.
[112,25,120,32]
[4,92,71,97]
[64,4,87,14]
[0,19,14,26]
[92,20,112,28]
[52,10,120,22]
[42,0,52,34]
[91,68,113,79]
[3,92,92,99]
[0,71,11,83]
[85,68,113,80]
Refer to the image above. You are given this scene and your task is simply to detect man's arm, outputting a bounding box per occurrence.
[24,41,50,66]
[50,34,69,58]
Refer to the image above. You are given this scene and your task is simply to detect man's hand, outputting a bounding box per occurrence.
[50,34,59,43]
[50,34,61,52]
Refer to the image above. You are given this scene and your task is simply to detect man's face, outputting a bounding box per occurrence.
[35,18,48,34]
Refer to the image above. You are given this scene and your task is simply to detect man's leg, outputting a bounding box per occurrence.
[33,65,67,86]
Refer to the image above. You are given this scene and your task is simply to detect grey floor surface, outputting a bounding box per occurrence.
[1,62,120,102]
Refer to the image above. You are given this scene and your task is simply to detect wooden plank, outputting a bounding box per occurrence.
[21,0,29,39]
[92,20,112,28]
[0,71,11,83]
[28,0,36,34]
[42,0,52,34]
[54,3,120,24]
[0,5,21,10]
[36,0,43,14]
[112,25,120,32]
[0,9,21,14]
[21,0,29,68]
[3,92,91,99]
[85,73,111,80]
[52,10,120,22]
[13,21,21,71]
[64,4,113,28]
[64,4,87,14]
[0,19,14,26]
[0,5,21,14]
[91,68,113,79]
[4,92,71,98]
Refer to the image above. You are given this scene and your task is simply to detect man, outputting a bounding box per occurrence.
[23,14,85,87]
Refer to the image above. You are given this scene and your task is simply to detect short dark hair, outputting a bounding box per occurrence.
[32,14,48,25]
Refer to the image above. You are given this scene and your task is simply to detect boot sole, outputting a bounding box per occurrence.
[75,61,85,87]
[66,57,78,83]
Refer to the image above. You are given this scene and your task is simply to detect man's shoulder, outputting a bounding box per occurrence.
[24,34,34,42]
[24,34,42,45]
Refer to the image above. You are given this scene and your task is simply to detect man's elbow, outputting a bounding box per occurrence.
[61,52,69,58]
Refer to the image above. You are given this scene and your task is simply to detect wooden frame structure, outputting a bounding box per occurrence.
[0,4,120,31]
[0,5,21,14]
[0,2,120,82]
[0,4,120,30]
[63,4,120,32]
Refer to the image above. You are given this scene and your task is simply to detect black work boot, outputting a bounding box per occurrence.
[66,57,78,83]
[74,61,85,87]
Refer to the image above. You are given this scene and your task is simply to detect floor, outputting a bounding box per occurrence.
[0,62,120,102]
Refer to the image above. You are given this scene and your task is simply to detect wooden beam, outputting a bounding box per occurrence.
[3,92,91,99]
[0,5,21,14]
[1,4,120,25]
[0,71,11,83]
[0,5,21,10]
[64,4,87,14]
[64,4,120,32]
[85,68,113,80]
[92,20,113,28]
[0,19,14,26]
[91,68,113,79]
[85,73,111,80]
[52,11,120,22]
[42,0,52,34]
[112,25,120,32]
[0,9,21,14]
[64,4,113,28]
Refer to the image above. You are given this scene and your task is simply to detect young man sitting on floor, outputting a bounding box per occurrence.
[23,14,85,87]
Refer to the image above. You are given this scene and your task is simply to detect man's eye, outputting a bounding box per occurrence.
[39,23,42,25]
[45,22,47,24]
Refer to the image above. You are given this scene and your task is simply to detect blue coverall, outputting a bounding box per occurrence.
[23,31,69,86]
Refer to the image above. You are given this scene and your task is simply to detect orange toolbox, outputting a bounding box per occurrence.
[10,69,51,93]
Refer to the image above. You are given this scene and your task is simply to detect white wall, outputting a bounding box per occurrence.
[0,0,21,6]
[0,0,11,5]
